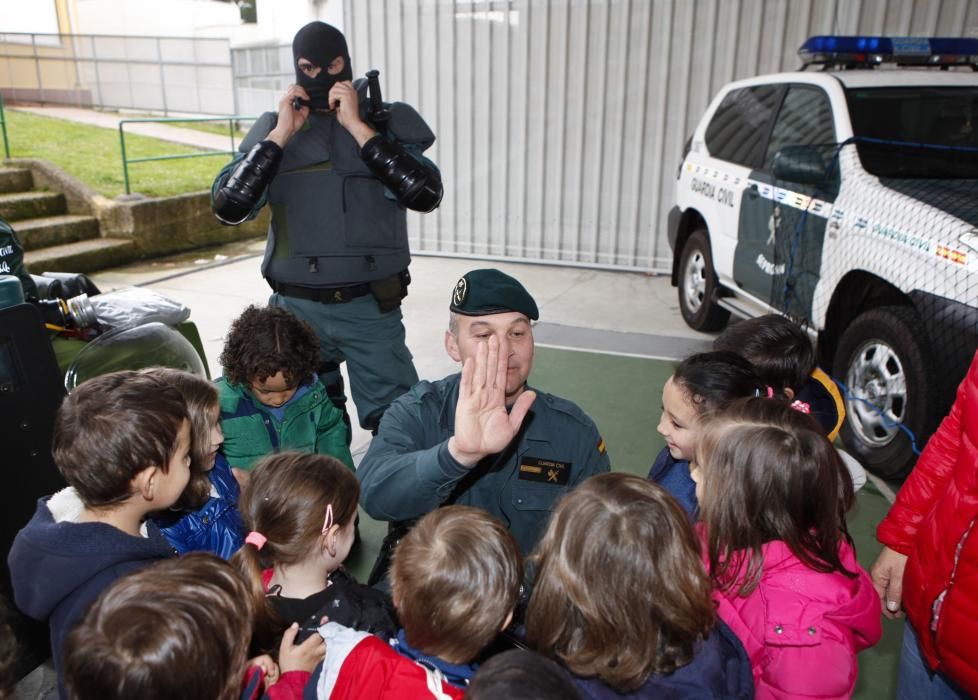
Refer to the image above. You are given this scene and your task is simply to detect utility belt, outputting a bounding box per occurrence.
[268,269,410,313]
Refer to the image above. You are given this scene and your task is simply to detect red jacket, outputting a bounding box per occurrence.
[877,348,978,693]
[309,622,465,700]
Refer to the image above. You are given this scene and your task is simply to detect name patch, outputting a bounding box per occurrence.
[519,456,571,485]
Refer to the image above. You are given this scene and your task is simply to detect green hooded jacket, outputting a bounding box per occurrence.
[216,375,353,471]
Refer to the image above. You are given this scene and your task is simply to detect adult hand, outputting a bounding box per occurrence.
[449,335,536,467]
[329,80,376,147]
[278,622,326,675]
[267,85,311,148]
[247,654,280,686]
[871,545,908,619]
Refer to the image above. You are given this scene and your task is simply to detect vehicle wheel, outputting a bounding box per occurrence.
[833,306,939,481]
[677,229,730,332]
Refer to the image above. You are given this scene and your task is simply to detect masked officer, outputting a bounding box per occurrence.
[357,269,611,562]
[212,21,442,434]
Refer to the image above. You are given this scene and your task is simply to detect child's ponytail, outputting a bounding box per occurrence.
[230,531,282,654]
[232,451,360,652]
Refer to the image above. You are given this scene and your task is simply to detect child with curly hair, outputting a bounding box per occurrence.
[217,305,353,473]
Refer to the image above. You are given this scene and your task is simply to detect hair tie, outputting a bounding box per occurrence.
[321,504,334,534]
[790,399,811,414]
[245,531,267,550]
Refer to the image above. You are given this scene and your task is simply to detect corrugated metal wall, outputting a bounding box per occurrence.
[341,0,978,270]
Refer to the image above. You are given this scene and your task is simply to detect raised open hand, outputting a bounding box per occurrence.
[449,335,536,467]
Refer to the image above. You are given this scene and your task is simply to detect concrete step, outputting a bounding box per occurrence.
[0,167,33,194]
[0,191,66,222]
[24,237,137,274]
[15,214,100,251]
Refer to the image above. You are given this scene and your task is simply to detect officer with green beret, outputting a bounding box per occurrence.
[357,268,611,561]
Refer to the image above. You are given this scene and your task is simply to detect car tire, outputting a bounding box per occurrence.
[833,306,938,481]
[677,229,730,332]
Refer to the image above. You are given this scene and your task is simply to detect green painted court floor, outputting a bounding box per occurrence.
[347,347,901,698]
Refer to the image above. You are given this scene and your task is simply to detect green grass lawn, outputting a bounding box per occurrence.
[4,109,236,198]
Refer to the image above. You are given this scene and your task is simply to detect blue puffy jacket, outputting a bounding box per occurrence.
[155,454,244,559]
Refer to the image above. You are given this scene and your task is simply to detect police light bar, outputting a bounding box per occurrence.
[800,35,978,68]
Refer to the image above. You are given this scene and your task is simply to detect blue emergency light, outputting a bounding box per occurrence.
[800,35,978,68]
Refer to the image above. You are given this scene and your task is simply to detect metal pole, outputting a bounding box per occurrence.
[192,39,201,113]
[229,40,240,117]
[92,35,103,109]
[125,38,135,109]
[69,33,84,108]
[32,34,43,104]
[157,37,168,116]
[119,122,131,194]
[0,94,10,159]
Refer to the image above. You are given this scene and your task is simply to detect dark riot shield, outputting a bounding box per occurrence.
[0,303,66,679]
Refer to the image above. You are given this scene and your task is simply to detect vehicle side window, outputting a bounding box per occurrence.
[766,86,836,163]
[704,85,783,168]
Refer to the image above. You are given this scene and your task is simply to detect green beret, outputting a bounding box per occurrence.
[449,269,539,320]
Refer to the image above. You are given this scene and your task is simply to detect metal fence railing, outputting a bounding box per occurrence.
[0,94,9,159]
[118,116,253,194]
[0,32,235,116]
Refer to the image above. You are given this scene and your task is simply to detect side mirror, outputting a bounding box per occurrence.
[772,145,832,187]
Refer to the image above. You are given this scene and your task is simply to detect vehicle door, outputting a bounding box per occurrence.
[733,85,839,323]
[697,84,784,283]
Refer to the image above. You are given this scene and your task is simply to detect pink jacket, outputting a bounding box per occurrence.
[712,540,881,699]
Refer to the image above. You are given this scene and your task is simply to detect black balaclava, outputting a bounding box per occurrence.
[292,21,353,111]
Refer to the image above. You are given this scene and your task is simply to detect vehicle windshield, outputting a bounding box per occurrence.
[845,86,978,178]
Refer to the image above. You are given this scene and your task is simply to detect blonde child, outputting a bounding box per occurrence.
[649,351,764,516]
[232,452,396,652]
[692,398,881,698]
[526,472,753,699]
[308,506,521,699]
[143,368,244,559]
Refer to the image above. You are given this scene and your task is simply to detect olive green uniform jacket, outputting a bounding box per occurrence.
[357,373,610,554]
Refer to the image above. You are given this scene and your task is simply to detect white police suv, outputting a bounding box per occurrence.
[669,36,978,478]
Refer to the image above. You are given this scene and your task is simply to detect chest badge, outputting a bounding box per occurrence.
[519,456,571,485]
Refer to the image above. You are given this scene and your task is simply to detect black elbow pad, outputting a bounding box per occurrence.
[213,140,283,224]
[360,135,443,213]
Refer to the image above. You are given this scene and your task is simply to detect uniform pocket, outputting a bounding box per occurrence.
[341,175,405,250]
[512,485,566,512]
